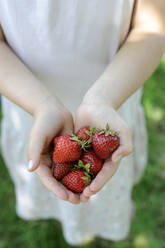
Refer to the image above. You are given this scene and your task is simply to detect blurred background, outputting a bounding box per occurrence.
[0,56,165,248]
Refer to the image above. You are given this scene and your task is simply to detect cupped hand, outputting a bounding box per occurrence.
[28,97,81,204]
[75,102,133,201]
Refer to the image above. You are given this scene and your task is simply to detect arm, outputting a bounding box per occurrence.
[83,0,165,109]
[0,26,81,204]
[0,25,58,116]
[76,0,165,200]
[0,26,68,169]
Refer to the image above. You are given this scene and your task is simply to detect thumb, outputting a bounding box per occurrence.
[28,121,46,172]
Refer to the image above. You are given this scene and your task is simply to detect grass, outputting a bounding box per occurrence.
[0,56,165,248]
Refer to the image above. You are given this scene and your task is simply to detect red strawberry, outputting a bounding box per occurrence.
[92,124,120,159]
[53,134,82,163]
[52,162,73,180]
[80,149,103,174]
[75,126,91,142]
[75,126,97,145]
[62,170,91,193]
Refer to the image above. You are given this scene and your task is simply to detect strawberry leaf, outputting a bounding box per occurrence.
[84,163,91,173]
[81,174,91,186]
[90,126,99,134]
[75,160,91,174]
[85,129,93,144]
[109,131,116,136]
[81,140,91,150]
[106,123,110,131]
[70,136,79,142]
[98,130,105,135]
[70,135,90,150]
[85,130,91,135]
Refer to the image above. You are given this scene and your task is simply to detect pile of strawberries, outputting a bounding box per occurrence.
[52,124,120,193]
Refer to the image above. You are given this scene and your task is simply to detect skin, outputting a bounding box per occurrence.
[0,0,165,204]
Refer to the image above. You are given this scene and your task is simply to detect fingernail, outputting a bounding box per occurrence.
[28,160,34,171]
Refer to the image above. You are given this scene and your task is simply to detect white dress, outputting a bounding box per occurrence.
[0,0,147,245]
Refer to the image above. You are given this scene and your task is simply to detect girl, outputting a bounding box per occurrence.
[0,0,164,245]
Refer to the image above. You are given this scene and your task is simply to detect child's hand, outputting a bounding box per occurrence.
[75,102,133,201]
[28,98,81,204]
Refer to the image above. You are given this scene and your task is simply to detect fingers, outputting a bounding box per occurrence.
[83,160,120,197]
[36,162,82,204]
[112,127,133,162]
[80,193,90,203]
[56,182,81,204]
[28,118,61,172]
[28,130,46,171]
[36,164,69,200]
[67,191,81,204]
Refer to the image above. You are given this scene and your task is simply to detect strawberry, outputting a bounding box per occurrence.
[52,162,73,180]
[53,134,82,163]
[75,126,91,142]
[62,169,91,193]
[92,124,120,159]
[75,126,97,144]
[80,149,103,175]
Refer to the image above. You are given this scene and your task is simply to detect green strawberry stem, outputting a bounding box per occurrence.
[81,172,91,186]
[70,126,100,149]
[85,126,99,144]
[98,123,119,137]
[70,134,91,150]
[74,160,91,174]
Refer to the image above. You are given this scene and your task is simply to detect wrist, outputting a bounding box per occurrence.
[33,93,64,118]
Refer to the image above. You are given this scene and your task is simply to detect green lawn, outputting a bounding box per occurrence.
[0,56,165,248]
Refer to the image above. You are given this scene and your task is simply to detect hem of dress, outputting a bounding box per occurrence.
[16,207,131,246]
